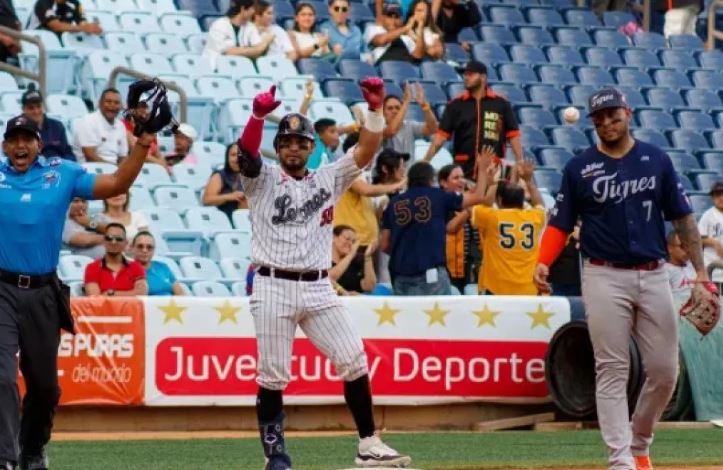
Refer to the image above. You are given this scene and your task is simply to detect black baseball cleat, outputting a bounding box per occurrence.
[18,453,48,470]
[265,455,292,470]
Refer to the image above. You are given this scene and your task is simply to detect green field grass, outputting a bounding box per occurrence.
[46,429,723,470]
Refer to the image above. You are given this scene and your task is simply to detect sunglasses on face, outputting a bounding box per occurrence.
[333,5,348,12]
[105,235,125,242]
[134,244,154,250]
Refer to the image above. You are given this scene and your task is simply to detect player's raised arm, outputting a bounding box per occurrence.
[352,77,386,169]
[93,80,174,199]
[236,85,281,178]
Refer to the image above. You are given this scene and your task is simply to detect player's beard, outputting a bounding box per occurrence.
[280,155,308,173]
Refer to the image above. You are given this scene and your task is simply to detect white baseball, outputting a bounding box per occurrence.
[563,107,580,124]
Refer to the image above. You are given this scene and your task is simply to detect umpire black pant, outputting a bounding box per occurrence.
[0,281,61,466]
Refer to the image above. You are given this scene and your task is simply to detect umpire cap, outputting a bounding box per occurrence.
[274,113,315,149]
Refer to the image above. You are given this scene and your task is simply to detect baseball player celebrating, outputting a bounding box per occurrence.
[236,79,411,470]
[534,88,718,470]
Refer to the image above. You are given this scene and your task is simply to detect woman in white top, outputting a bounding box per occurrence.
[253,0,297,60]
[97,192,149,242]
[406,0,444,60]
[288,2,332,59]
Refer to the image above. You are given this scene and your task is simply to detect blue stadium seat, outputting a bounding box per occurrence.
[278,77,322,100]
[669,129,710,150]
[518,107,558,128]
[534,169,562,193]
[528,85,569,108]
[472,43,510,64]
[129,53,174,75]
[691,70,723,91]
[339,60,377,82]
[519,125,550,148]
[420,62,460,84]
[538,147,574,168]
[695,173,721,193]
[173,164,212,192]
[551,127,590,150]
[667,152,701,173]
[688,194,713,215]
[567,84,597,107]
[84,10,121,31]
[457,27,479,43]
[210,231,252,261]
[700,152,723,173]
[232,209,251,232]
[631,128,671,148]
[186,33,207,55]
[59,255,94,282]
[348,2,375,23]
[191,281,230,297]
[585,47,623,68]
[697,50,723,70]
[537,65,577,87]
[443,43,469,64]
[140,207,186,232]
[555,28,593,47]
[446,82,465,99]
[525,7,565,26]
[153,186,199,210]
[488,6,526,25]
[185,207,233,236]
[103,31,144,54]
[220,257,251,280]
[676,111,717,131]
[413,81,448,107]
[651,69,693,90]
[61,32,105,56]
[309,100,354,124]
[216,55,258,80]
[613,68,653,88]
[602,10,635,27]
[709,130,723,149]
[172,54,212,79]
[194,141,227,168]
[323,79,364,105]
[296,58,336,83]
[129,186,155,211]
[196,75,239,103]
[575,66,614,87]
[80,50,127,103]
[510,45,548,65]
[645,88,687,112]
[383,80,404,100]
[490,83,528,104]
[668,34,704,51]
[218,98,254,141]
[677,174,695,191]
[237,76,274,98]
[499,63,538,83]
[683,89,722,113]
[517,27,555,46]
[632,31,666,50]
[256,56,298,80]
[564,9,600,27]
[479,25,517,44]
[18,30,77,95]
[659,50,699,71]
[159,12,203,37]
[144,32,188,55]
[137,0,178,14]
[593,30,630,49]
[544,45,586,68]
[118,12,160,33]
[637,110,677,131]
[621,48,661,69]
[379,61,420,84]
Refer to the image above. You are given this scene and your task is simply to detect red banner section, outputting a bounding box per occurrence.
[155,338,548,399]
[57,298,145,405]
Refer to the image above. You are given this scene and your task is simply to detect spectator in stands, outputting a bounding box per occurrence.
[665,231,696,297]
[253,0,297,60]
[365,2,423,64]
[165,123,199,166]
[381,152,490,296]
[548,221,582,297]
[95,192,149,242]
[0,0,21,64]
[438,163,480,293]
[471,160,546,295]
[62,197,106,259]
[202,142,247,221]
[203,0,275,70]
[29,0,102,37]
[288,2,333,59]
[330,225,377,294]
[20,87,74,160]
[698,181,723,269]
[308,118,342,169]
[382,83,437,157]
[72,88,128,165]
[83,223,148,297]
[131,231,184,296]
[656,0,703,38]
[406,0,444,60]
[430,0,481,47]
[320,0,363,60]
[121,102,167,170]
[424,61,523,180]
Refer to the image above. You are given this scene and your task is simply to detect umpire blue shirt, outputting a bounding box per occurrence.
[39,116,74,160]
[548,140,692,264]
[0,156,96,274]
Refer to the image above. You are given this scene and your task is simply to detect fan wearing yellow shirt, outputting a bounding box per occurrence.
[471,159,546,295]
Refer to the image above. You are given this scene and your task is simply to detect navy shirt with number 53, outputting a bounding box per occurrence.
[382,186,462,276]
[548,140,692,264]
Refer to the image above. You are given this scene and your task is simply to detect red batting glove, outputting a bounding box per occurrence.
[360,77,385,111]
[252,85,281,119]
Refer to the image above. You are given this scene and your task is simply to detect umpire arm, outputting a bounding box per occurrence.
[92,133,154,199]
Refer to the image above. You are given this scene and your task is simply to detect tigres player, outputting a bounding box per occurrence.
[236,80,411,470]
[471,159,546,295]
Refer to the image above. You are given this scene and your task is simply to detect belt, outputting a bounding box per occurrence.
[0,269,56,289]
[588,259,662,271]
[257,266,328,282]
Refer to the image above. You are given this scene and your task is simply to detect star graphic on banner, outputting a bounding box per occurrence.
[423,302,449,326]
[373,301,400,326]
[472,304,500,327]
[159,299,186,324]
[527,304,555,330]
[214,300,241,324]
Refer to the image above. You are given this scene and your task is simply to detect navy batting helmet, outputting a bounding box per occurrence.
[273,113,315,150]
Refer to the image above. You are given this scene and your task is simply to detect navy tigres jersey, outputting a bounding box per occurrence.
[548,140,692,264]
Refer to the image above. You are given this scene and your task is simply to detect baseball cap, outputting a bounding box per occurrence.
[21,89,43,106]
[587,88,628,117]
[457,60,487,75]
[3,115,41,141]
[176,123,197,141]
[382,2,401,15]
[709,181,723,195]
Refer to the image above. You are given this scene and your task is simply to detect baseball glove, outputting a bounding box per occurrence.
[679,281,721,336]
[126,78,176,136]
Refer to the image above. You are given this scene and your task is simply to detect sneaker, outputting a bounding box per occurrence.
[19,453,47,470]
[634,455,653,470]
[355,435,411,468]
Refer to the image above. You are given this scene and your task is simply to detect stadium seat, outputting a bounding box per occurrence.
[669,129,710,150]
[95,0,130,11]
[525,7,565,26]
[348,2,374,23]
[499,63,538,84]
[18,30,77,95]
[84,10,121,31]
[443,43,469,64]
[614,68,654,88]
[230,281,246,297]
[129,53,174,75]
[564,9,600,27]
[632,31,666,50]
[0,72,18,92]
[586,47,623,68]
[535,65,576,87]
[528,85,569,108]
[118,12,160,33]
[45,94,87,122]
[659,50,699,71]
[510,45,548,65]
[59,255,94,282]
[593,29,630,49]
[171,54,212,79]
[82,162,117,176]
[129,186,155,211]
[517,27,555,46]
[338,60,377,82]
[602,10,635,27]
[488,6,526,25]
[551,127,590,151]
[210,231,252,261]
[688,194,712,215]
[275,77,320,101]
[193,141,226,169]
[700,152,723,173]
[534,169,562,193]
[68,281,85,297]
[518,107,558,128]
[471,43,510,65]
[676,111,717,132]
[196,75,239,103]
[683,89,723,113]
[0,92,23,115]
[232,209,251,232]
[323,79,364,105]
[708,130,723,149]
[137,163,173,187]
[637,110,677,131]
[415,142,453,170]
[153,186,199,210]
[80,49,127,103]
[668,34,704,50]
[555,27,593,47]
[631,128,670,148]
[61,32,105,55]
[137,0,178,14]
[456,27,478,43]
[144,32,188,55]
[297,58,338,82]
[308,100,354,125]
[220,257,251,280]
[479,25,517,44]
[519,125,550,148]
[538,147,574,168]
[697,50,723,70]
[611,86,645,109]
[575,66,614,87]
[695,173,720,193]
[238,75,274,98]
[420,62,459,84]
[216,55,257,80]
[185,207,233,236]
[621,48,661,69]
[186,33,207,55]
[691,70,723,91]
[256,56,298,80]
[379,61,420,84]
[651,69,692,90]
[191,281,230,297]
[667,152,701,173]
[154,256,184,280]
[159,12,203,37]
[645,88,688,112]
[103,31,144,55]
[544,45,585,67]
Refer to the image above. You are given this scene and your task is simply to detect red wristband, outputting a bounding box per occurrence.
[538,225,569,267]
[238,115,264,157]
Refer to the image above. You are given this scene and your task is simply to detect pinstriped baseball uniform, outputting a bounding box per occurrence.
[241,147,369,391]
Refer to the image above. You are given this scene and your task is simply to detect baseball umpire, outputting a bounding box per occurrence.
[0,80,174,470]
[235,80,410,469]
[533,88,718,470]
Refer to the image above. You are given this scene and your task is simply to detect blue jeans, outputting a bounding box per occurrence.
[392,267,452,296]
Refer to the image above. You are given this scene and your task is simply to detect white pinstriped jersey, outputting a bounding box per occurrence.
[241,148,361,271]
